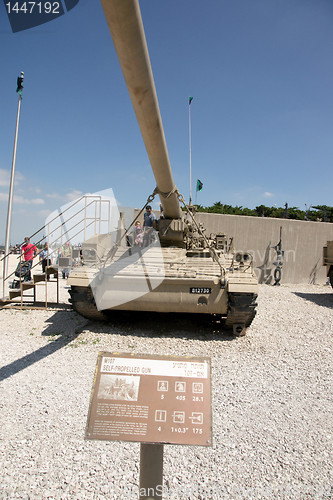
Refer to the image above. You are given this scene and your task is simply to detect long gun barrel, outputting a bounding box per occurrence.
[100,0,183,220]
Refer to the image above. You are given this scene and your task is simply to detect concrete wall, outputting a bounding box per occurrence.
[133,208,333,284]
[195,213,333,284]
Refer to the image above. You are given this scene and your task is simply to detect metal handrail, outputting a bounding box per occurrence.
[0,196,109,264]
[1,194,111,297]
[3,217,98,284]
[1,194,89,264]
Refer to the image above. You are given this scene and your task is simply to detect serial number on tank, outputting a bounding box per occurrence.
[190,287,212,294]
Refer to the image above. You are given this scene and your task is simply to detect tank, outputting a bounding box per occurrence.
[67,0,258,336]
[323,241,333,288]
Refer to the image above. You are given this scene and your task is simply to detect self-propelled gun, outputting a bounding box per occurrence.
[68,0,258,336]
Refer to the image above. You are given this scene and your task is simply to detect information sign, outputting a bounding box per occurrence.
[85,352,212,446]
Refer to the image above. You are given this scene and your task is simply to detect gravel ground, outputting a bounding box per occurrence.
[0,283,332,499]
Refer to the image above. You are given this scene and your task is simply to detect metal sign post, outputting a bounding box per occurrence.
[139,443,163,500]
[86,352,212,498]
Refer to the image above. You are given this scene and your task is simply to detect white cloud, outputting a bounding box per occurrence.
[0,169,10,187]
[264,192,274,198]
[66,190,84,201]
[0,188,84,206]
[0,168,25,187]
[0,192,44,205]
[37,209,52,218]
[45,193,62,199]
[17,173,26,182]
[14,195,45,205]
[152,200,161,210]
[29,198,45,205]
[46,191,86,202]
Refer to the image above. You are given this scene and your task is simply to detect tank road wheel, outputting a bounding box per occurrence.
[68,286,108,321]
[224,293,258,337]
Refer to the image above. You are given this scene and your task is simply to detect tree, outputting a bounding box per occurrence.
[312,205,333,223]
[193,202,333,222]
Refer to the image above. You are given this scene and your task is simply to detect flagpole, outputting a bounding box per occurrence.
[3,72,24,298]
[189,97,192,205]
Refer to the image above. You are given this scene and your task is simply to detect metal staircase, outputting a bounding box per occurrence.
[1,194,111,309]
[5,266,59,305]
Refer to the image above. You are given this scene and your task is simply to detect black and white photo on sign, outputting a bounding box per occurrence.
[98,374,140,401]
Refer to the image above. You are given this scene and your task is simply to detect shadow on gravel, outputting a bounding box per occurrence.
[84,310,237,343]
[0,311,86,382]
[293,291,333,308]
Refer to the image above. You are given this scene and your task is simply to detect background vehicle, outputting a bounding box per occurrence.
[323,241,333,288]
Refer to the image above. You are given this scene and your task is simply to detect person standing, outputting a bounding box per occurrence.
[39,242,52,281]
[134,221,143,247]
[143,205,156,246]
[21,237,37,281]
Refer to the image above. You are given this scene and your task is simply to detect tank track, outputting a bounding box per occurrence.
[68,287,258,334]
[68,286,107,321]
[224,292,258,336]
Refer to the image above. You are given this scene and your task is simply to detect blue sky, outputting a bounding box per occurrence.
[1,0,332,244]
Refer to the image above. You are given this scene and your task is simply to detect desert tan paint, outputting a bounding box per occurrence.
[100,0,182,219]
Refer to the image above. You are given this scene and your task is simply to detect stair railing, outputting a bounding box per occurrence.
[1,194,111,301]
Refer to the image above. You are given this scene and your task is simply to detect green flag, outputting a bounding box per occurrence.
[196,179,203,192]
[189,96,193,105]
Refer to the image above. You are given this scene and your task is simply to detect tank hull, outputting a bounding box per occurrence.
[68,246,258,332]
